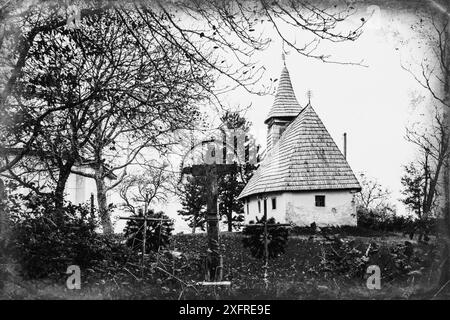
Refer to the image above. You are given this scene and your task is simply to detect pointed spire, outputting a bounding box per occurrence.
[264,64,302,124]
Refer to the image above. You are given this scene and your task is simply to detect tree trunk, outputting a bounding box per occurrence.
[0,178,11,292]
[92,120,113,235]
[440,112,450,287]
[95,167,112,235]
[192,215,196,234]
[54,165,72,215]
[227,209,232,232]
[439,13,450,288]
[0,178,10,251]
[205,166,222,281]
[0,178,6,235]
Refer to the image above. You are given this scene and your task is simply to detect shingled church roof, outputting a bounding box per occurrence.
[264,65,303,124]
[238,103,361,199]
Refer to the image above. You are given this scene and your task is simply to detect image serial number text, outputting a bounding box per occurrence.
[179,304,271,317]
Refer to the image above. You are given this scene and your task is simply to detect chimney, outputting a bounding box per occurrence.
[343,132,347,159]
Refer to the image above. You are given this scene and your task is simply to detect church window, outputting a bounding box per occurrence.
[246,200,249,215]
[271,197,276,210]
[258,200,261,213]
[315,195,325,207]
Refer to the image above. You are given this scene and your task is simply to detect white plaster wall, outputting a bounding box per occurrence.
[284,191,357,227]
[244,190,357,227]
[65,171,102,206]
[244,192,286,223]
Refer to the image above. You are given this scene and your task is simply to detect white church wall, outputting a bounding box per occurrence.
[244,192,287,223]
[285,190,357,227]
[244,190,357,227]
[65,171,98,205]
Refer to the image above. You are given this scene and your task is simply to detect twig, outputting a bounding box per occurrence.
[123,267,140,281]
[155,266,198,292]
[432,280,450,299]
[365,243,372,256]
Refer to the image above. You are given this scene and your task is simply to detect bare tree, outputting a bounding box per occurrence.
[115,1,366,98]
[402,7,450,287]
[355,172,392,211]
[0,2,115,172]
[119,162,173,216]
[402,107,449,220]
[64,10,211,233]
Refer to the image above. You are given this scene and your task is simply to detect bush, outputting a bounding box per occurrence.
[318,234,438,282]
[357,207,411,232]
[242,216,289,259]
[319,236,372,278]
[123,209,174,253]
[357,207,437,241]
[9,193,114,280]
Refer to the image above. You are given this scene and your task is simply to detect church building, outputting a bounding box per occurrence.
[238,63,361,227]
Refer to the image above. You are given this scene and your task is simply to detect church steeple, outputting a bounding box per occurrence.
[265,63,302,153]
[265,64,302,125]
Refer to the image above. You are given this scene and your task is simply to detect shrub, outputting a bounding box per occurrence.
[319,236,372,278]
[318,234,439,282]
[0,179,18,291]
[357,207,412,232]
[9,193,111,280]
[123,209,174,253]
[242,216,289,259]
[357,207,437,241]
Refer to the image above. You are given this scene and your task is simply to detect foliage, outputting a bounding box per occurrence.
[401,160,438,219]
[357,207,406,232]
[177,176,207,233]
[291,224,385,238]
[218,162,256,231]
[0,179,18,291]
[318,234,439,283]
[1,229,443,299]
[123,210,174,253]
[242,217,289,259]
[177,111,257,232]
[9,193,114,280]
[218,112,257,231]
[318,236,373,278]
[357,206,437,242]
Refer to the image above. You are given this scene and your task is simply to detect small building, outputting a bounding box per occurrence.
[238,63,361,227]
[1,147,115,205]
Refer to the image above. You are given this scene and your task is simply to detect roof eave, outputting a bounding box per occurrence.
[239,186,362,200]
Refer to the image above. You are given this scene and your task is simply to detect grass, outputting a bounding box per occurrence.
[1,231,446,300]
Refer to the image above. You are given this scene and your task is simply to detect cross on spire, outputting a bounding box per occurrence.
[306,89,313,103]
[281,41,286,65]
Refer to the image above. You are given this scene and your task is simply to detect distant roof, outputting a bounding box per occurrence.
[238,103,361,199]
[264,65,302,124]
